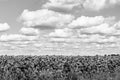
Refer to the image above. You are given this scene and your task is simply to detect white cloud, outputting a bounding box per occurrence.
[78,34,88,38]
[109,0,120,4]
[104,16,116,25]
[83,0,106,11]
[8,41,31,45]
[33,43,43,47]
[68,16,105,28]
[114,21,120,29]
[49,34,117,44]
[81,23,116,34]
[50,38,67,42]
[68,16,117,36]
[20,9,74,28]
[110,21,120,36]
[0,34,38,41]
[43,0,83,10]
[83,34,117,43]
[0,23,10,31]
[83,0,120,11]
[43,0,120,11]
[64,34,117,45]
[20,27,39,36]
[49,28,73,38]
[0,43,17,50]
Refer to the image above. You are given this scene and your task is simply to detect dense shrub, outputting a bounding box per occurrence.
[0,54,120,80]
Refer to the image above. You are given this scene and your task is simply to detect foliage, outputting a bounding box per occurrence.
[0,54,120,80]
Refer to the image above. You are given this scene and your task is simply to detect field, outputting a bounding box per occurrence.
[0,54,120,80]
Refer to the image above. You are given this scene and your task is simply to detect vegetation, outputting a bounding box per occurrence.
[0,54,120,80]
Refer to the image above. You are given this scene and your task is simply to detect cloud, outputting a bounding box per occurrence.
[68,16,105,28]
[83,0,120,11]
[114,21,120,29]
[33,43,43,48]
[0,23,10,31]
[50,38,68,43]
[20,9,74,29]
[49,28,73,38]
[68,16,117,35]
[42,0,83,10]
[49,34,117,44]
[0,34,38,41]
[20,27,40,36]
[81,23,116,34]
[8,41,31,45]
[83,0,106,11]
[82,34,117,43]
[43,0,120,11]
[109,0,120,4]
[1,43,17,50]
[45,15,118,44]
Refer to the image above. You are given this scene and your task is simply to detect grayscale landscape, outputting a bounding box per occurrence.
[0,0,120,80]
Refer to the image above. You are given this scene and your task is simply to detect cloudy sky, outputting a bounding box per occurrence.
[0,0,120,55]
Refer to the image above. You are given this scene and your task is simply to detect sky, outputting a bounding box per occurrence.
[0,0,120,55]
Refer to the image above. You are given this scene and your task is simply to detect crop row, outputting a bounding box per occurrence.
[0,54,120,80]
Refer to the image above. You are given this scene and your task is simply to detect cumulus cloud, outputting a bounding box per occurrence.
[81,23,116,34]
[50,38,67,43]
[83,0,106,11]
[49,34,117,44]
[33,43,43,48]
[83,34,117,43]
[110,21,120,36]
[8,41,31,45]
[45,15,118,44]
[43,0,120,11]
[68,16,105,28]
[0,34,38,41]
[20,27,39,36]
[49,28,73,38]
[15,1,120,50]
[109,0,120,4]
[114,21,120,29]
[20,9,74,29]
[0,23,10,31]
[83,0,120,11]
[68,16,117,36]
[43,0,83,10]
[2,43,17,50]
